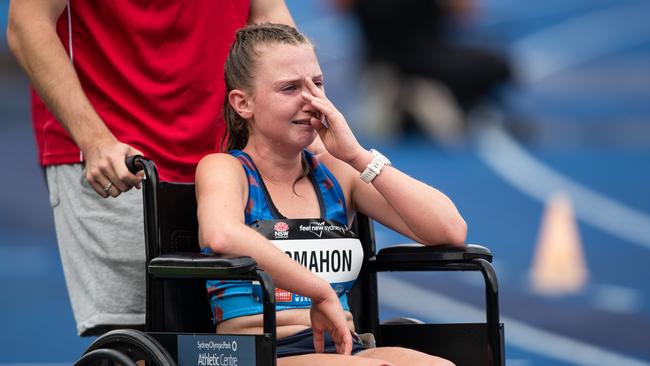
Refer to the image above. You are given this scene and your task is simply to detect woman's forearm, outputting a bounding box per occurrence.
[350,149,467,246]
[202,222,336,302]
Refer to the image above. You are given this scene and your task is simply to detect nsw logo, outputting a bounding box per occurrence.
[274,221,289,238]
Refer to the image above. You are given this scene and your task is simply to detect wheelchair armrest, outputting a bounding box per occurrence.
[377,243,491,262]
[149,252,277,342]
[148,252,258,279]
[371,243,503,365]
[371,243,492,271]
[149,252,277,338]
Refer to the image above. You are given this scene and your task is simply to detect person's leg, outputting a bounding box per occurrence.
[357,347,455,366]
[47,164,146,336]
[278,353,394,366]
[400,42,511,109]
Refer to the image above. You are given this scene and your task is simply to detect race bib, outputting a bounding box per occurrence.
[251,219,364,305]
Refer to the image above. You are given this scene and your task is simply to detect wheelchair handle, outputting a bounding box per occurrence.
[126,155,144,174]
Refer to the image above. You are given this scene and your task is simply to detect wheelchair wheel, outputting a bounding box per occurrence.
[382,317,424,325]
[74,348,138,366]
[75,329,175,366]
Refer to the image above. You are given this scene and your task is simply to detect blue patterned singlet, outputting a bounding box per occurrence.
[205,149,359,324]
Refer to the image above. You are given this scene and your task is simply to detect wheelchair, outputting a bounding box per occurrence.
[75,156,505,366]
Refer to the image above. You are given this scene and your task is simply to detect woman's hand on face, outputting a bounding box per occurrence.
[310,291,352,355]
[302,77,365,164]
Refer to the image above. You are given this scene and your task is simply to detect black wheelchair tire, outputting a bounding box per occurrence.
[74,348,138,366]
[76,329,175,366]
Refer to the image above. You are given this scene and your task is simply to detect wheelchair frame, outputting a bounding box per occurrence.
[76,156,505,366]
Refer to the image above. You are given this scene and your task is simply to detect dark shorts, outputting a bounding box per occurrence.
[277,329,367,358]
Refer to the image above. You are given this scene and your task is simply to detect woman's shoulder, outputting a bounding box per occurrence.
[309,149,358,197]
[197,152,241,168]
[196,152,247,182]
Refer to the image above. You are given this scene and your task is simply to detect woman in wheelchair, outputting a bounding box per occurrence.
[195,23,466,366]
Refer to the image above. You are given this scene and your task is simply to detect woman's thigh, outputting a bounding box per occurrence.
[278,353,394,366]
[277,347,454,366]
[357,346,455,366]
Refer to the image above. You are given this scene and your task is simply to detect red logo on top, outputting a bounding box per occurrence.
[274,222,289,232]
[275,288,293,302]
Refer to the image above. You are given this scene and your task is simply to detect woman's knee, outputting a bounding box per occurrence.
[434,359,455,366]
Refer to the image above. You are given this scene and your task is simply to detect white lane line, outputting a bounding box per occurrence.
[511,1,650,83]
[380,276,650,366]
[592,284,642,314]
[475,123,650,249]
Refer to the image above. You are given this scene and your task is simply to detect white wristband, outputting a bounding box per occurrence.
[360,149,391,183]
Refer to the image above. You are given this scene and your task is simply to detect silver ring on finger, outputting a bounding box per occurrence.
[103,181,113,193]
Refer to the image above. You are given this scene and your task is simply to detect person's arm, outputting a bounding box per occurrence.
[248,0,295,26]
[302,77,467,246]
[196,154,352,354]
[349,152,467,246]
[7,0,142,198]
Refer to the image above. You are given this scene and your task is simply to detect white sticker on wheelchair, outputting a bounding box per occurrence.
[177,334,256,366]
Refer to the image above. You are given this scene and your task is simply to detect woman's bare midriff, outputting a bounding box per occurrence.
[216,309,356,339]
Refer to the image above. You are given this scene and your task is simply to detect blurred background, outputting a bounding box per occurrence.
[1,0,649,365]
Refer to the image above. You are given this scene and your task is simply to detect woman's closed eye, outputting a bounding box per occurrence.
[281,84,298,93]
[281,79,323,94]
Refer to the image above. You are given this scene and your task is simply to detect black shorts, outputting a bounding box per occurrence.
[277,329,367,358]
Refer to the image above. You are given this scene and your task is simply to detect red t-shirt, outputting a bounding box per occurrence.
[31,0,250,182]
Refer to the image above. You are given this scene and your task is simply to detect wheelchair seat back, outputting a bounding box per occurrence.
[142,173,214,333]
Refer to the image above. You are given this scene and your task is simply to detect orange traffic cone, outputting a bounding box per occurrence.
[530,192,588,295]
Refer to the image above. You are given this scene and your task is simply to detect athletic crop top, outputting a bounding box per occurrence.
[205,150,364,324]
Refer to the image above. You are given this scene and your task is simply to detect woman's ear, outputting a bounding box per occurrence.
[229,89,253,119]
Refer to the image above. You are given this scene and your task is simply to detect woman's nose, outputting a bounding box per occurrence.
[301,95,318,114]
